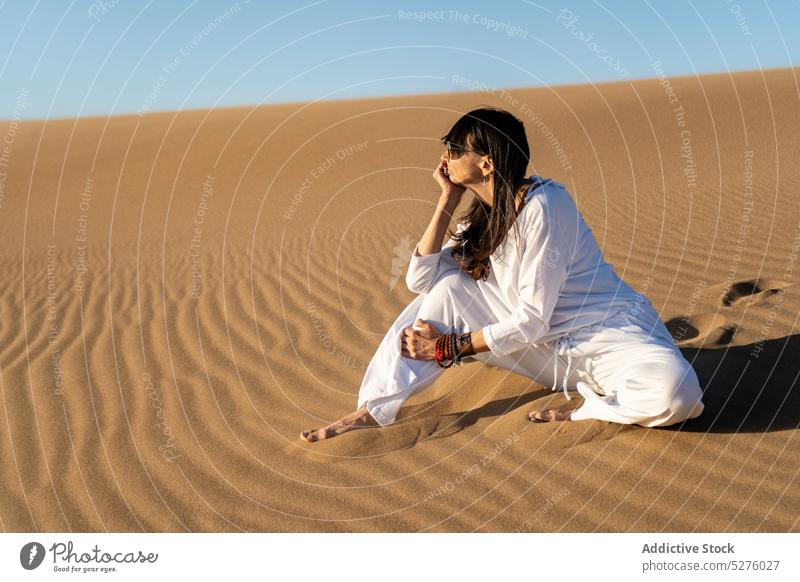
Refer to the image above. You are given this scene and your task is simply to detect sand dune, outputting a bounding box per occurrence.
[1,66,799,532]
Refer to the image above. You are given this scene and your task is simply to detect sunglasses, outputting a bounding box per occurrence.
[444,140,481,158]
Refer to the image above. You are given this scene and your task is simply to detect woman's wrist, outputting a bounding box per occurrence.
[456,332,474,357]
[435,332,475,368]
[437,191,462,212]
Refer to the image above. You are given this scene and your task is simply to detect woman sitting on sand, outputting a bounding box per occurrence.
[300,107,705,442]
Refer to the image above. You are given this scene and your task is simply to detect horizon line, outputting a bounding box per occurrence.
[2,64,796,124]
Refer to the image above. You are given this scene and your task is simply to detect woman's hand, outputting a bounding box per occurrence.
[400,318,443,360]
[433,159,466,204]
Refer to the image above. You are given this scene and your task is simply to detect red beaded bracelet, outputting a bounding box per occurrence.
[435,334,455,368]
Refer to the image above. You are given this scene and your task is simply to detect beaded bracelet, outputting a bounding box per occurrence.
[435,333,455,368]
[435,331,473,368]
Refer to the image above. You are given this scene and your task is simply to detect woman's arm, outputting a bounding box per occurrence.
[402,321,492,359]
[460,329,489,355]
[405,196,463,294]
[481,197,569,356]
[419,159,465,254]
[405,160,466,294]
[416,194,460,256]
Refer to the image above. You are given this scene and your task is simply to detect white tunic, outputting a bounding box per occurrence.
[406,175,642,357]
[357,175,704,427]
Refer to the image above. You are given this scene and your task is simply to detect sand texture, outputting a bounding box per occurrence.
[1,66,799,532]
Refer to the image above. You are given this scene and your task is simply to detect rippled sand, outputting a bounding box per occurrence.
[1,66,799,532]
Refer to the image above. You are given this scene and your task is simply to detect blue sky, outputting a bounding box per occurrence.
[0,0,797,119]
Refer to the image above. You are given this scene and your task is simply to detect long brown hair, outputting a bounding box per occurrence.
[442,107,534,281]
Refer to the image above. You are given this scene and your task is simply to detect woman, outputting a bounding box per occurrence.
[300,107,704,442]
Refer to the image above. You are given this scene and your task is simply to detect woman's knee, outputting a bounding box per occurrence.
[420,270,480,319]
[649,367,705,426]
[429,268,472,294]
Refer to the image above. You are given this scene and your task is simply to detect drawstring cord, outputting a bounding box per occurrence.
[549,301,640,400]
[551,332,579,400]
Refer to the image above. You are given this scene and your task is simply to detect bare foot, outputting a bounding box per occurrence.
[300,405,378,442]
[528,408,573,423]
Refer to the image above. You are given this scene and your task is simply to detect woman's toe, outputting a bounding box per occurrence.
[529,409,561,422]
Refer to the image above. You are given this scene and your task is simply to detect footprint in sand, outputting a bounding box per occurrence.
[665,278,789,347]
[720,278,789,307]
[666,313,736,347]
[696,278,789,308]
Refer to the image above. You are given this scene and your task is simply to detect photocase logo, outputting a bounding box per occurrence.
[389,234,414,292]
[544,246,561,269]
[20,542,46,570]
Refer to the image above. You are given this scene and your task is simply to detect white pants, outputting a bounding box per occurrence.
[357,267,705,428]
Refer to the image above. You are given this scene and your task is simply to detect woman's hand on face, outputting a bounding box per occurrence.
[400,318,442,360]
[433,159,466,204]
